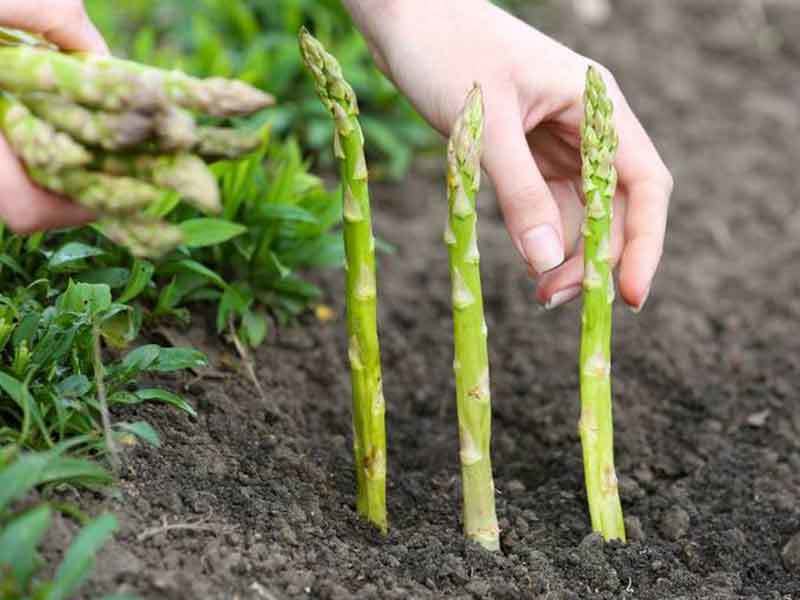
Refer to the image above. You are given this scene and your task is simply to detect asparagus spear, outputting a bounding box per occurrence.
[101,218,184,258]
[446,84,499,551]
[578,66,625,542]
[195,125,265,159]
[97,152,220,214]
[299,28,387,534]
[0,93,90,171]
[29,168,164,216]
[0,45,165,111]
[153,106,198,151]
[21,92,152,150]
[0,45,274,116]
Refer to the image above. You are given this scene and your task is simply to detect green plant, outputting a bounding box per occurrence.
[85,0,436,180]
[445,85,499,551]
[299,29,387,533]
[0,446,127,600]
[578,66,625,542]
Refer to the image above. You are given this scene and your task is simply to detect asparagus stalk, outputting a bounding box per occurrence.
[0,45,274,116]
[21,92,152,150]
[101,217,183,258]
[195,125,265,159]
[153,106,198,151]
[446,84,499,551]
[578,66,625,542]
[29,168,164,216]
[96,152,220,214]
[0,45,165,111]
[299,28,387,534]
[0,93,90,171]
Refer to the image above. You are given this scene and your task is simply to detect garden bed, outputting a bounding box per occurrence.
[65,1,800,598]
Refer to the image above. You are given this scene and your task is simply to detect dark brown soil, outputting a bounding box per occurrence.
[71,1,800,598]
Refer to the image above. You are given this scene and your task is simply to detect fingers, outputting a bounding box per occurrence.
[0,136,93,233]
[482,108,565,275]
[612,96,673,310]
[0,0,109,54]
[537,192,626,308]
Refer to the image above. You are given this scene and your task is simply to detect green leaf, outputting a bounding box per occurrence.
[39,456,111,487]
[0,253,28,278]
[240,309,269,348]
[179,218,247,248]
[0,452,50,512]
[56,374,92,398]
[115,421,160,447]
[47,513,118,600]
[163,259,227,289]
[99,306,139,349]
[149,347,207,372]
[0,504,52,588]
[258,204,319,224]
[48,242,105,271]
[117,260,154,303]
[75,268,131,289]
[57,281,112,318]
[135,388,197,417]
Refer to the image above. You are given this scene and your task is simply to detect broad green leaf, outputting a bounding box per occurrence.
[241,309,268,348]
[57,281,112,318]
[48,242,105,271]
[0,452,50,512]
[0,504,52,588]
[135,388,197,417]
[179,218,247,248]
[100,305,139,349]
[39,456,111,487]
[149,347,207,372]
[117,260,154,303]
[115,421,160,447]
[47,513,118,600]
[75,268,131,289]
[56,374,91,398]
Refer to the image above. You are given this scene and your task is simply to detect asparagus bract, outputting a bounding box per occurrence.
[0,94,91,171]
[21,93,152,150]
[446,85,499,551]
[578,66,625,542]
[97,152,220,214]
[299,28,387,534]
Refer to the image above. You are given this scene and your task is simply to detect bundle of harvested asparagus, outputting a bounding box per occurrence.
[0,28,273,257]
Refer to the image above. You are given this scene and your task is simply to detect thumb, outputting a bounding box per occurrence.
[482,113,565,275]
[0,2,110,55]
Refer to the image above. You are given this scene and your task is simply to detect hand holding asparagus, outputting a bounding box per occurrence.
[0,28,272,257]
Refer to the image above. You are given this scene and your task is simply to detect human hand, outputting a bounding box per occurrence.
[345,0,672,311]
[0,0,107,232]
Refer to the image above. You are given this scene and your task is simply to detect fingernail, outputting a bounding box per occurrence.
[631,287,651,314]
[544,286,581,310]
[519,224,564,274]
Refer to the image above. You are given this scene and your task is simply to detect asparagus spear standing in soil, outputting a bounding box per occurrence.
[299,28,388,534]
[579,66,625,542]
[445,84,500,551]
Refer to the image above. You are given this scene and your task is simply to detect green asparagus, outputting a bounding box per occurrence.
[299,28,387,534]
[446,84,499,551]
[101,218,184,258]
[29,168,164,216]
[97,152,220,214]
[0,93,90,171]
[21,92,152,150]
[578,66,625,542]
[0,45,164,111]
[195,125,265,159]
[0,45,274,116]
[153,106,198,151]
